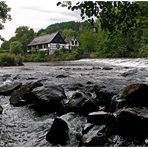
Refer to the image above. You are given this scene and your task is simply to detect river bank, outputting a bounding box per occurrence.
[0,58,148,146]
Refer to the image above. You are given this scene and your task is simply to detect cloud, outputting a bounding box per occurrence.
[0,0,81,42]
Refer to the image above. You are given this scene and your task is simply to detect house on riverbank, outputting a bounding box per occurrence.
[27,32,66,55]
[27,32,80,55]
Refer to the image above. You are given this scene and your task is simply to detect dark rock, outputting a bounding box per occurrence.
[110,83,148,112]
[81,125,107,146]
[102,67,113,70]
[10,81,43,106]
[0,81,22,96]
[0,105,3,114]
[56,74,68,78]
[115,107,148,138]
[87,111,115,125]
[32,85,66,113]
[82,123,94,135]
[60,112,87,146]
[67,91,99,114]
[46,117,69,145]
[67,83,83,91]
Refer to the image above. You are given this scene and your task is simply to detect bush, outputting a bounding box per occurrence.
[0,53,23,66]
[10,41,23,55]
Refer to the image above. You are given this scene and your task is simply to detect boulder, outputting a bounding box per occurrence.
[87,111,115,125]
[10,81,43,106]
[67,91,99,114]
[0,81,22,96]
[0,105,3,114]
[115,107,148,138]
[110,83,148,112]
[56,74,68,78]
[46,117,69,145]
[32,85,67,113]
[81,124,107,146]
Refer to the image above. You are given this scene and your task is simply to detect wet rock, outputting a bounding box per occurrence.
[67,83,83,91]
[60,112,87,146]
[82,123,94,135]
[56,74,68,78]
[110,83,148,112]
[81,124,107,146]
[0,81,22,96]
[0,105,3,114]
[115,107,148,138]
[67,91,99,115]
[121,69,138,77]
[46,117,69,145]
[10,81,43,106]
[102,67,113,70]
[87,111,115,125]
[32,85,67,113]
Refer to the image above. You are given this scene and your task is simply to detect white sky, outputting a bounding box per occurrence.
[0,0,81,43]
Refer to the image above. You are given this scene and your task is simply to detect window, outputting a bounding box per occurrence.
[71,40,74,45]
[56,44,60,49]
[75,41,77,45]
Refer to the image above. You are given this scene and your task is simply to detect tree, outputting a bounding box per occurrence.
[0,1,11,40]
[57,1,141,34]
[62,29,77,39]
[10,41,22,55]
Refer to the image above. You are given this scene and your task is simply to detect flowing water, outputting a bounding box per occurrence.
[0,58,148,146]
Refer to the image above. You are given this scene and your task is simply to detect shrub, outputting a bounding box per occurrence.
[0,53,23,66]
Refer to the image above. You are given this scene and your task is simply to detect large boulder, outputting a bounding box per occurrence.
[87,111,115,125]
[46,117,69,145]
[110,83,148,112]
[0,81,22,96]
[10,81,43,106]
[31,85,67,113]
[115,107,148,138]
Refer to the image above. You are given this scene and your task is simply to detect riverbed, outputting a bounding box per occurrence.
[0,58,148,146]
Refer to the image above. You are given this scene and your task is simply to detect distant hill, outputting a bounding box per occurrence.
[37,21,80,36]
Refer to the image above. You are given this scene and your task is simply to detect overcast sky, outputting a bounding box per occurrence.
[0,0,81,43]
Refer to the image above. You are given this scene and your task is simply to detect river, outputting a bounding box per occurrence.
[0,58,148,146]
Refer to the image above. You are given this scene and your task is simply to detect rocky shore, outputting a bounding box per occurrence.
[0,59,148,146]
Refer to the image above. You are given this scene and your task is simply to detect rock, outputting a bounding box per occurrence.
[110,83,148,112]
[102,67,113,70]
[0,105,3,114]
[46,117,69,145]
[115,107,148,138]
[67,83,83,91]
[87,111,115,125]
[60,112,87,146]
[56,74,68,78]
[67,91,99,114]
[121,69,138,77]
[10,81,43,106]
[32,85,67,113]
[81,124,107,146]
[82,123,94,135]
[0,81,22,96]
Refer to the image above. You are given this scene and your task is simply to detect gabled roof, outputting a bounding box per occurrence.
[28,32,59,46]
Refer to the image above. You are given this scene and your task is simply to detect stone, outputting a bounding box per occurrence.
[87,111,115,125]
[0,82,22,96]
[81,125,107,146]
[0,105,3,114]
[46,117,69,145]
[110,83,148,112]
[67,91,99,114]
[32,85,66,113]
[56,74,68,78]
[115,107,148,138]
[10,81,43,106]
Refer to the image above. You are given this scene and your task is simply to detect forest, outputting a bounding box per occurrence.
[0,1,148,65]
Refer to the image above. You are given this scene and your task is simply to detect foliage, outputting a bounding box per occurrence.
[10,41,23,55]
[57,1,141,34]
[37,21,80,36]
[0,1,11,40]
[0,53,23,66]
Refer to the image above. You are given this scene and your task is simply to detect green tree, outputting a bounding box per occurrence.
[10,41,22,55]
[62,29,77,39]
[57,1,141,34]
[0,1,11,40]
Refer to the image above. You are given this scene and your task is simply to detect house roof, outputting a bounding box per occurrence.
[28,32,59,46]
